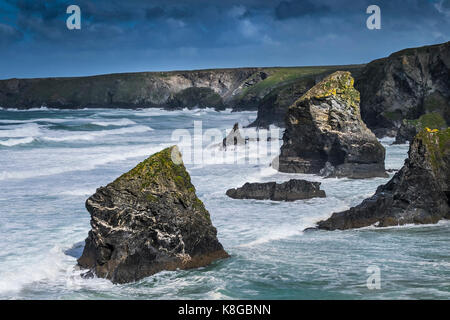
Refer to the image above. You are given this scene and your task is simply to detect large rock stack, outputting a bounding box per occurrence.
[78,146,228,283]
[275,71,387,179]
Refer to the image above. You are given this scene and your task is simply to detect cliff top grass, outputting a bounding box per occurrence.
[297,71,360,109]
[238,65,363,99]
[417,127,450,172]
[404,112,447,130]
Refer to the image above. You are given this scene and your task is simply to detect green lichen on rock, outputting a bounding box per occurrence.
[416,127,450,173]
[78,145,228,284]
[112,146,206,211]
[298,71,360,109]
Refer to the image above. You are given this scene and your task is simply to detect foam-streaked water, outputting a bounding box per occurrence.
[0,107,449,300]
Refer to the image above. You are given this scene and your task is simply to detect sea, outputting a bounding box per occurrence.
[0,107,449,299]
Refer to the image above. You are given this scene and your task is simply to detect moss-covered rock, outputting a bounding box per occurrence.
[318,128,450,230]
[394,112,447,144]
[275,71,387,179]
[78,146,228,284]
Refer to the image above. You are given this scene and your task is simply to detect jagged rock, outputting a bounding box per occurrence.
[394,112,447,144]
[77,146,228,284]
[317,128,450,230]
[226,179,326,201]
[275,71,387,179]
[222,123,246,149]
[356,41,450,136]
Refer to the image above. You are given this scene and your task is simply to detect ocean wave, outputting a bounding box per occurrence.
[0,118,75,124]
[91,118,137,127]
[0,144,168,181]
[0,106,50,112]
[42,125,153,142]
[0,137,35,147]
[0,123,41,138]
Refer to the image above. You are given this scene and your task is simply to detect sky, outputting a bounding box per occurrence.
[0,0,449,79]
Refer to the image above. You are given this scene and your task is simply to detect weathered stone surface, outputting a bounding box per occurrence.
[356,41,450,137]
[226,179,326,201]
[275,71,387,179]
[78,146,228,284]
[317,128,450,230]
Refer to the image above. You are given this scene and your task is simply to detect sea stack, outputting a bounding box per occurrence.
[78,146,228,284]
[318,128,450,230]
[222,122,245,149]
[275,71,387,179]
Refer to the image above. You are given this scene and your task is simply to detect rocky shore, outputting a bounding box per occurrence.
[78,146,228,284]
[317,128,450,230]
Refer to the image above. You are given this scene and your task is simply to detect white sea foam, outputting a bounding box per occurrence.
[0,137,35,147]
[0,144,168,181]
[91,118,137,127]
[42,125,152,142]
[0,123,41,138]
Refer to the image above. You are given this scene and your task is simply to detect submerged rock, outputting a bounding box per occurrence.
[317,128,450,230]
[275,71,387,179]
[226,179,326,201]
[78,146,228,284]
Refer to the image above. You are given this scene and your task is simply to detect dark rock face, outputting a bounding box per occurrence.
[356,41,450,137]
[318,128,450,230]
[226,179,326,201]
[166,87,225,110]
[0,68,259,110]
[77,146,228,284]
[248,66,364,128]
[275,71,387,179]
[248,77,318,128]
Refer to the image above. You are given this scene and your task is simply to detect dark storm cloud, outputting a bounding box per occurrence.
[0,0,448,79]
[275,0,330,20]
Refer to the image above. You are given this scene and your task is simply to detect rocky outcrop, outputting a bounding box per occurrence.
[77,146,228,284]
[222,123,246,149]
[394,112,447,144]
[317,128,450,230]
[248,65,364,128]
[356,41,450,137]
[226,179,326,201]
[275,71,387,179]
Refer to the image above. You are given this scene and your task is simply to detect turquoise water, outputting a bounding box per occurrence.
[0,107,449,300]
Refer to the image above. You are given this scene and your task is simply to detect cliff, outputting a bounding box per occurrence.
[356,41,450,137]
[318,128,450,230]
